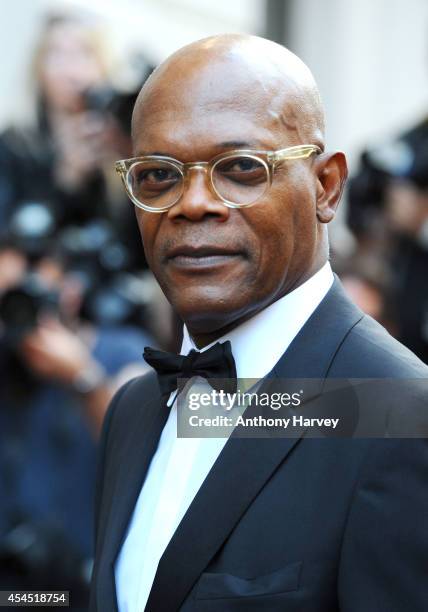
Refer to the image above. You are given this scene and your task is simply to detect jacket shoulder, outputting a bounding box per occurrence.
[105,370,160,438]
[331,314,428,378]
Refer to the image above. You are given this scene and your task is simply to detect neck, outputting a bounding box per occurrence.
[189,259,328,349]
[190,315,252,349]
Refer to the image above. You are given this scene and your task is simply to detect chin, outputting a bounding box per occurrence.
[173,293,231,329]
[173,291,259,337]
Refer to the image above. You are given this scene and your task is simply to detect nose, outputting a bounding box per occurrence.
[167,166,230,222]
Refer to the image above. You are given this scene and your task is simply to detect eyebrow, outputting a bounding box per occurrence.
[134,151,170,157]
[215,140,261,149]
[135,141,265,157]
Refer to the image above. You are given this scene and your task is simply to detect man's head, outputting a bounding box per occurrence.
[130,34,347,345]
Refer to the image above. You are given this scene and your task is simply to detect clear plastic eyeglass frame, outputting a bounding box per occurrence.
[115,144,322,213]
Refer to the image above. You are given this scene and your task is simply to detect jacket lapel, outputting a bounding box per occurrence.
[273,276,364,380]
[145,279,364,611]
[95,375,169,612]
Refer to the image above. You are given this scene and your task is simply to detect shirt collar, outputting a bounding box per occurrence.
[180,261,334,379]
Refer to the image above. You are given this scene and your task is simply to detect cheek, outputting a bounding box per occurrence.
[136,211,160,266]
[246,171,317,285]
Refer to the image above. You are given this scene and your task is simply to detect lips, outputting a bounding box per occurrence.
[165,245,244,269]
[167,245,241,258]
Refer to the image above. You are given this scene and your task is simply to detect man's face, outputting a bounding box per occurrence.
[132,61,322,337]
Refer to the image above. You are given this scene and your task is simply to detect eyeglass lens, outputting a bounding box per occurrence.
[126,154,269,209]
[127,160,183,209]
[212,156,268,205]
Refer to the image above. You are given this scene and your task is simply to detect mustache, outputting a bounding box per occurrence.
[158,232,249,262]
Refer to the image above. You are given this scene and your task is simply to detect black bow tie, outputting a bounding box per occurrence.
[143,340,237,399]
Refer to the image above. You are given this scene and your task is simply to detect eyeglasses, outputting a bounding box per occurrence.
[115,144,321,213]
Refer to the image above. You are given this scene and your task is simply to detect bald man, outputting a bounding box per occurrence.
[90,35,428,612]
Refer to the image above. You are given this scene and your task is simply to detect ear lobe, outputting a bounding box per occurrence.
[315,152,348,224]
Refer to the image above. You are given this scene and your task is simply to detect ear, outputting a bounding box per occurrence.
[314,152,348,223]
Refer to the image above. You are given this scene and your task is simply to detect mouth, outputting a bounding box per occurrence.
[166,245,245,270]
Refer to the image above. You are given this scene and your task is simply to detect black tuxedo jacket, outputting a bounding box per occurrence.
[90,280,428,611]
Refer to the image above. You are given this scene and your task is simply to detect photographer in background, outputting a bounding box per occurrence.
[384,170,428,363]
[0,10,159,605]
[0,223,152,606]
[347,117,428,363]
[0,9,150,269]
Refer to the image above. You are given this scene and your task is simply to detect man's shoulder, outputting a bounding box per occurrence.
[113,369,159,411]
[331,313,428,378]
[277,278,427,381]
[101,370,160,445]
[118,369,159,399]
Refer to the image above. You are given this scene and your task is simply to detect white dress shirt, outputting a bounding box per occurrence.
[115,262,334,611]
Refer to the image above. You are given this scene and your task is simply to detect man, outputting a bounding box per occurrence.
[90,35,428,611]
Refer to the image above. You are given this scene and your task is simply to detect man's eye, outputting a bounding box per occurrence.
[224,158,259,173]
[129,164,181,198]
[138,168,177,184]
[216,157,266,185]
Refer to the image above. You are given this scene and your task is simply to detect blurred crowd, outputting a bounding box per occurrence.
[0,9,171,608]
[0,6,427,610]
[336,115,428,364]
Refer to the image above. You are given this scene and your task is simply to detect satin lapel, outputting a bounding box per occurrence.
[273,277,364,380]
[145,279,364,612]
[95,378,169,612]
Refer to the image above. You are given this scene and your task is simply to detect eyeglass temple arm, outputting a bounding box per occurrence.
[269,145,322,164]
[115,160,127,174]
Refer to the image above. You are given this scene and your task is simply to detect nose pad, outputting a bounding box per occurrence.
[183,165,211,192]
[168,165,229,221]
[184,165,228,207]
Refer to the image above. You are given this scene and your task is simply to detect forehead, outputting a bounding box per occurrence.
[132,58,301,158]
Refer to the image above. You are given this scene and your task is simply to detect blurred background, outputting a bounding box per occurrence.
[0,0,427,608]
